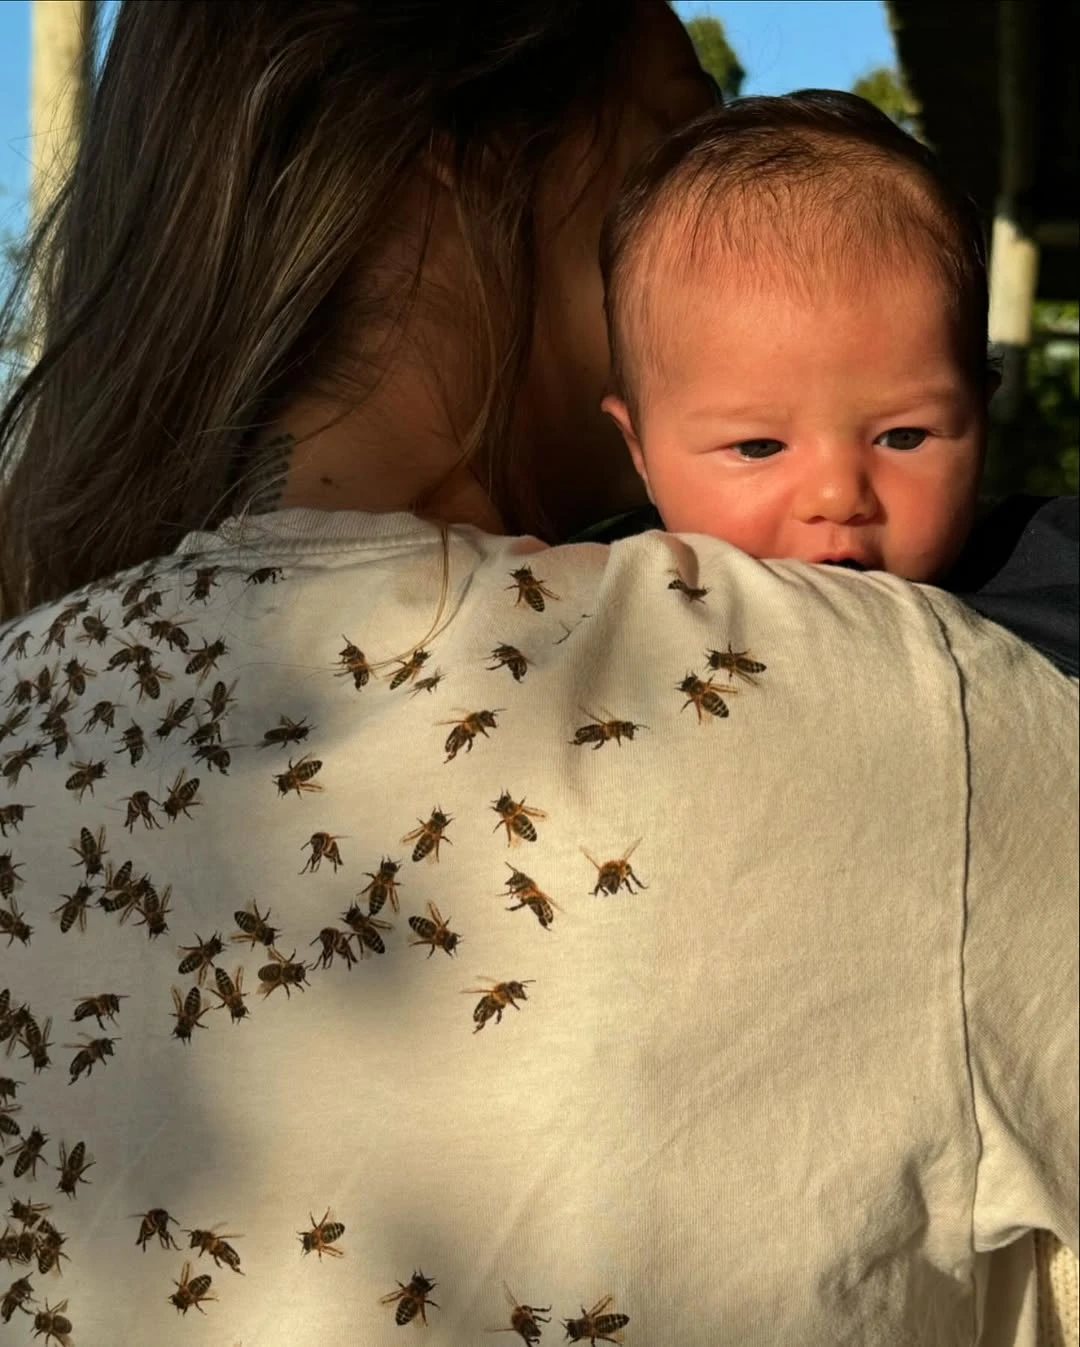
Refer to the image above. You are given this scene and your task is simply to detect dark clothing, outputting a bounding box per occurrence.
[569,496,1080,679]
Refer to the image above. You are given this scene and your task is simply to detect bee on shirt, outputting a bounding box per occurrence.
[439,708,503,762]
[192,740,234,774]
[336,639,371,689]
[186,717,222,748]
[185,637,228,685]
[177,933,225,986]
[123,790,162,831]
[9,1198,49,1228]
[8,1125,48,1179]
[64,758,107,803]
[561,1295,630,1344]
[3,631,31,660]
[203,679,238,721]
[106,637,153,673]
[116,722,148,766]
[60,657,94,699]
[210,967,248,1023]
[408,670,444,696]
[341,906,393,957]
[55,1140,94,1197]
[22,1017,52,1074]
[186,565,222,602]
[259,714,311,749]
[146,617,192,654]
[2,742,43,787]
[245,566,284,586]
[38,616,71,655]
[300,832,345,874]
[72,994,127,1030]
[388,647,430,690]
[381,1270,439,1325]
[185,1225,243,1273]
[501,866,560,930]
[407,901,461,958]
[257,948,309,999]
[135,883,172,939]
[0,900,32,948]
[486,643,530,682]
[52,885,95,935]
[583,840,647,897]
[0,1099,20,1138]
[3,676,35,708]
[0,706,31,742]
[402,808,454,862]
[39,701,72,758]
[66,1035,119,1084]
[131,658,172,702]
[32,665,58,705]
[506,565,559,613]
[162,769,201,821]
[298,1209,345,1260]
[491,791,546,845]
[0,1225,36,1264]
[31,1297,74,1346]
[34,1219,69,1277]
[1,1275,34,1323]
[133,1208,180,1251]
[310,926,358,971]
[79,698,117,733]
[704,643,768,686]
[0,851,24,901]
[489,1283,552,1346]
[69,826,107,878]
[676,673,732,723]
[570,709,647,750]
[98,860,140,919]
[171,987,211,1043]
[0,805,32,838]
[0,1078,21,1106]
[359,858,402,914]
[464,979,534,1033]
[231,901,280,949]
[667,571,709,603]
[123,591,164,625]
[169,1261,216,1315]
[155,697,195,739]
[273,754,323,798]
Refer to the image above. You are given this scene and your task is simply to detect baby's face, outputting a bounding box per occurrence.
[603,258,986,581]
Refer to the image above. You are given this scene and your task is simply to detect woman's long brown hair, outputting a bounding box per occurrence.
[0,0,639,621]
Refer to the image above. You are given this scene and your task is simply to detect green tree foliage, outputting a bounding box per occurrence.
[684,15,745,101]
[851,65,918,134]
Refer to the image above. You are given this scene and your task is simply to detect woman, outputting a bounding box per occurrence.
[0,5,1075,1344]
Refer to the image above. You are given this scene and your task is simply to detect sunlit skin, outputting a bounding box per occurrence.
[603,252,989,581]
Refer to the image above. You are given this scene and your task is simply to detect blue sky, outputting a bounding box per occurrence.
[0,1,896,242]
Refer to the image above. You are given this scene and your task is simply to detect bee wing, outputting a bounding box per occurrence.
[622,837,643,861]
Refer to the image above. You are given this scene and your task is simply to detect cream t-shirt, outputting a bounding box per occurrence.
[0,509,1076,1347]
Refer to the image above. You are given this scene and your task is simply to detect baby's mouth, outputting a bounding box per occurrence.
[822,559,866,571]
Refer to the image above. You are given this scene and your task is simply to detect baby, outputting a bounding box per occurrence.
[598,90,994,582]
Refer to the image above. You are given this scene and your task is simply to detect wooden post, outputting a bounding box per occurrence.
[29,0,97,228]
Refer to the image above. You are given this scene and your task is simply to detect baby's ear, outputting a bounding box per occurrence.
[600,395,653,502]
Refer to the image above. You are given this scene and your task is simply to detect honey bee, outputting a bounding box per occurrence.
[676,673,732,723]
[0,1275,34,1323]
[122,790,162,831]
[359,858,402,915]
[259,714,311,750]
[64,758,107,802]
[154,696,195,739]
[341,906,393,956]
[297,1209,345,1259]
[51,885,94,935]
[31,1297,73,1346]
[486,643,530,681]
[488,1283,552,1345]
[491,791,547,845]
[162,769,201,821]
[18,1016,51,1074]
[37,616,70,655]
[79,698,117,733]
[133,1208,180,1251]
[0,1101,20,1137]
[60,658,93,699]
[72,993,127,1029]
[583,840,647,897]
[169,1261,216,1315]
[408,670,444,696]
[570,709,647,750]
[34,1219,69,1277]
[66,1035,119,1084]
[0,900,32,948]
[561,1295,630,1344]
[186,717,222,747]
[116,722,148,764]
[245,566,284,586]
[440,708,503,761]
[408,901,461,958]
[98,860,140,919]
[257,948,309,999]
[185,637,228,684]
[501,867,560,930]
[203,679,237,721]
[146,617,191,654]
[8,1125,47,1179]
[464,979,534,1033]
[0,706,31,741]
[69,826,107,878]
[506,566,559,613]
[0,804,31,838]
[2,742,43,787]
[0,1226,36,1264]
[402,808,454,862]
[55,1140,94,1198]
[388,647,430,690]
[177,933,225,985]
[32,665,58,705]
[120,572,155,606]
[704,643,768,685]
[39,718,70,759]
[185,1226,243,1273]
[106,637,153,672]
[192,740,234,774]
[3,677,35,708]
[310,926,358,970]
[336,639,371,689]
[171,987,211,1043]
[381,1270,439,1324]
[131,658,172,702]
[668,573,709,602]
[123,590,164,624]
[133,882,171,939]
[9,1198,49,1227]
[210,967,248,1023]
[300,832,344,874]
[0,851,23,900]
[3,631,31,660]
[187,565,222,602]
[231,901,280,948]
[273,754,323,798]
[0,1076,21,1102]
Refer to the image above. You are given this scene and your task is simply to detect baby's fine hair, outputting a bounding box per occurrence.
[599,90,989,419]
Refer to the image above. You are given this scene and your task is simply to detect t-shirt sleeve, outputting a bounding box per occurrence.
[925,588,1080,1255]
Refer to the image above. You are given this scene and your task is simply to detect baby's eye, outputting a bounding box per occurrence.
[730,439,784,460]
[875,427,928,450]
